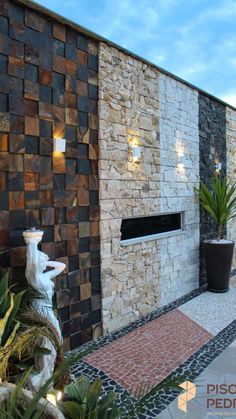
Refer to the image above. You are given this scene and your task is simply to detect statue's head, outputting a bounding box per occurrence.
[38,251,49,273]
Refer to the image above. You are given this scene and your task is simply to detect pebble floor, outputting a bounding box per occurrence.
[84,309,212,397]
[71,285,236,417]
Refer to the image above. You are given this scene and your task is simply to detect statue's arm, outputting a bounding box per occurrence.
[46,261,66,278]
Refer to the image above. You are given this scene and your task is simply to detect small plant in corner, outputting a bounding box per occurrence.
[194,175,236,292]
[59,375,120,419]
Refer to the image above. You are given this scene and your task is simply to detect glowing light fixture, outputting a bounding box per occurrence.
[127,129,142,163]
[53,138,66,153]
[215,161,222,173]
[46,393,57,406]
[132,144,141,162]
[46,390,63,406]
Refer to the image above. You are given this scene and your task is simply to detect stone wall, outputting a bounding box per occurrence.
[99,42,161,332]
[99,43,200,332]
[226,106,236,268]
[0,0,101,350]
[198,95,227,284]
[159,74,199,304]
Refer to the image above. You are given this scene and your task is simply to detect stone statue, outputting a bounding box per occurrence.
[23,228,66,392]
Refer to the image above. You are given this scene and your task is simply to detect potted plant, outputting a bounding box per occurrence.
[195,176,236,292]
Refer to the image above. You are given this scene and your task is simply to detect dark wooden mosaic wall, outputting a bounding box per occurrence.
[0,0,101,350]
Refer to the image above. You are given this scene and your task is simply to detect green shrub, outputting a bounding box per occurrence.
[194,176,236,240]
[60,376,120,419]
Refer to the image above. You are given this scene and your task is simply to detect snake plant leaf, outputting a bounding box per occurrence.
[0,272,10,317]
[2,290,25,345]
[0,293,14,345]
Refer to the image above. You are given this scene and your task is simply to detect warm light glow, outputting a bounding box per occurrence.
[214,159,222,174]
[132,145,141,162]
[53,151,64,157]
[57,391,62,401]
[177,163,185,174]
[46,393,57,406]
[128,132,142,163]
[46,390,62,406]
[53,138,66,153]
[175,139,185,158]
[175,138,186,175]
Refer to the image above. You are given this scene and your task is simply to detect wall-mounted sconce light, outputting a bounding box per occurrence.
[127,129,142,163]
[175,140,185,175]
[215,161,222,174]
[131,144,141,162]
[53,138,66,153]
[128,140,142,162]
[178,155,184,165]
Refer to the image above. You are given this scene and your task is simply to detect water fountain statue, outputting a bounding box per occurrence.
[23,228,66,392]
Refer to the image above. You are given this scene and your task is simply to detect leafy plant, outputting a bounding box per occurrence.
[194,176,236,240]
[0,368,46,419]
[60,376,120,419]
[0,273,64,384]
[0,272,25,347]
[0,354,81,419]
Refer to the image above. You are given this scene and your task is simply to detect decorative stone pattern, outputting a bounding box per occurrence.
[199,95,227,284]
[71,286,206,356]
[99,42,161,333]
[138,320,236,418]
[0,0,101,350]
[179,287,236,335]
[160,339,236,419]
[99,43,200,332]
[159,74,199,304]
[84,308,212,397]
[70,289,236,418]
[226,106,236,267]
[71,361,137,418]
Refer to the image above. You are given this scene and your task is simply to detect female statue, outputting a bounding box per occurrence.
[23,229,66,392]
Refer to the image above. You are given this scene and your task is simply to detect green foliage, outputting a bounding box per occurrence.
[0,272,25,348]
[194,176,236,240]
[0,355,81,419]
[0,273,63,383]
[0,369,46,419]
[60,376,120,419]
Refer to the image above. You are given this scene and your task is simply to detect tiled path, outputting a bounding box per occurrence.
[179,288,236,335]
[158,339,236,418]
[85,309,212,397]
[71,285,236,417]
[84,289,236,399]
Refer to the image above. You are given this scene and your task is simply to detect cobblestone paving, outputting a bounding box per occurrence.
[71,283,236,418]
[84,309,212,397]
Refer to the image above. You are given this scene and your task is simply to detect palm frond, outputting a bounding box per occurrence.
[194,176,236,239]
[20,309,62,350]
[0,325,61,381]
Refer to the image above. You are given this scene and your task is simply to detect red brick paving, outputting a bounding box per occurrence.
[84,309,213,397]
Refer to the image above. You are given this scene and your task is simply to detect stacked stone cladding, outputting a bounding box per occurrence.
[99,43,199,332]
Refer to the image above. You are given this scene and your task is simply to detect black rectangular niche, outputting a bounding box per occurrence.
[121,213,182,241]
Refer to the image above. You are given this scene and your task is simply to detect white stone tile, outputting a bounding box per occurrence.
[179,288,236,335]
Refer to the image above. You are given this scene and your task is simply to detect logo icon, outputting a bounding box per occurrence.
[178,381,196,412]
